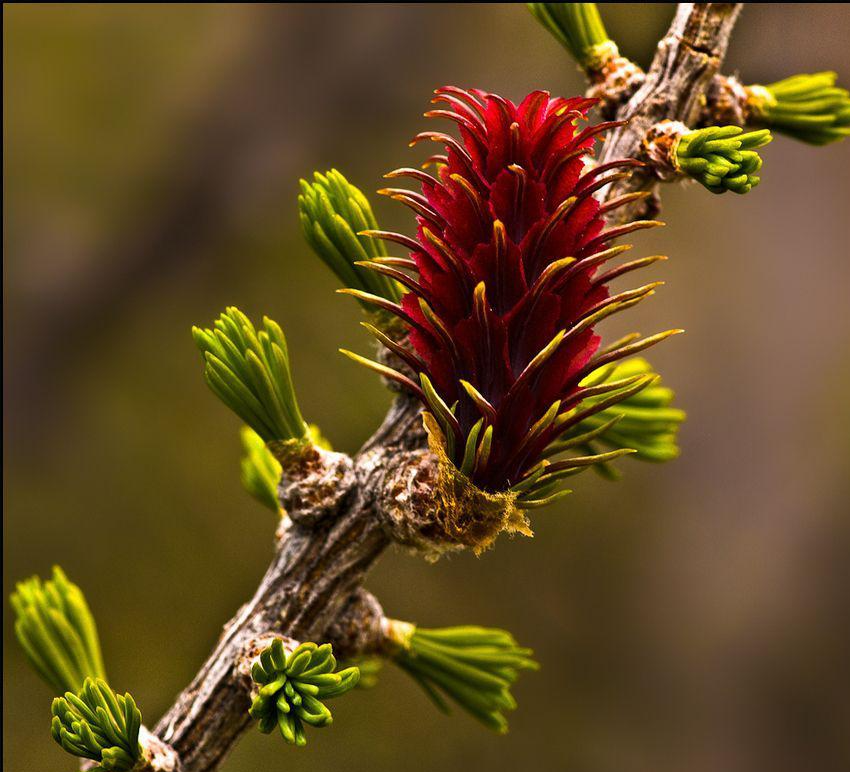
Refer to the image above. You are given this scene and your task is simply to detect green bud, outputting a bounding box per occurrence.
[10,566,106,695]
[527,3,615,70]
[748,72,850,146]
[249,639,360,747]
[387,622,538,734]
[51,677,143,771]
[299,169,402,304]
[676,125,773,194]
[192,308,309,444]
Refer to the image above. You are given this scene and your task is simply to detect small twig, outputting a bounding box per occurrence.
[596,3,744,220]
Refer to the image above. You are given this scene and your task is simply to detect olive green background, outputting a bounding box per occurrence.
[4,4,850,772]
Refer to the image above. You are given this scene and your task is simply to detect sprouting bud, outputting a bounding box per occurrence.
[527,3,616,73]
[192,308,309,449]
[248,638,360,747]
[299,169,402,306]
[675,125,773,194]
[11,566,106,695]
[746,71,850,146]
[549,356,685,479]
[51,678,143,772]
[384,620,538,734]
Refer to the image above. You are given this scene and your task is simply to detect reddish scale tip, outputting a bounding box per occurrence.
[370,87,663,493]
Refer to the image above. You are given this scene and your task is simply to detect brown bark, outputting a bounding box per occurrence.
[151,396,421,770]
[598,3,743,221]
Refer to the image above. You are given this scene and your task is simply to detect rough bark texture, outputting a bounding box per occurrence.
[599,3,743,221]
[152,397,422,771]
[147,5,743,770]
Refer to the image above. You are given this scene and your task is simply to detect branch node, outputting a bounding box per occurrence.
[702,73,750,126]
[274,446,357,527]
[586,50,646,120]
[642,119,689,179]
[138,727,181,772]
[323,589,385,661]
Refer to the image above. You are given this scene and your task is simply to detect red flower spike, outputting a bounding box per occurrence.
[355,87,677,503]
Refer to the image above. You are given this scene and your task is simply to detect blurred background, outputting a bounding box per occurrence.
[4,4,850,772]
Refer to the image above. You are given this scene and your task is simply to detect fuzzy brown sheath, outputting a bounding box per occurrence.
[376,413,530,558]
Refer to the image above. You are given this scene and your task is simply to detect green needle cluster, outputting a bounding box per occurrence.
[559,357,685,479]
[52,678,143,772]
[249,639,360,747]
[11,566,106,695]
[388,622,539,733]
[749,72,850,146]
[675,125,772,194]
[193,308,308,444]
[527,3,612,69]
[240,426,282,513]
[299,169,402,304]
